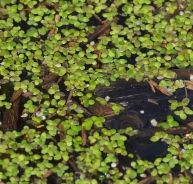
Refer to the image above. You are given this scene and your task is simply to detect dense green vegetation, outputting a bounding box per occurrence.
[0,0,193,183]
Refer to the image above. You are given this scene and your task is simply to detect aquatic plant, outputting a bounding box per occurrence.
[0,0,193,183]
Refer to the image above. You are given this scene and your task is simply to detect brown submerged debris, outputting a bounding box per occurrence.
[41,169,54,179]
[173,69,193,80]
[136,122,193,138]
[138,176,156,184]
[81,126,87,147]
[58,123,66,141]
[1,89,23,132]
[41,73,59,90]
[86,17,119,44]
[145,79,171,96]
[89,102,114,117]
[147,98,158,105]
[184,80,193,90]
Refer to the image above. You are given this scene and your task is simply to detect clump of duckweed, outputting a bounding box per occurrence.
[0,0,193,183]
